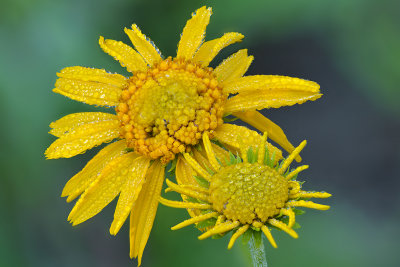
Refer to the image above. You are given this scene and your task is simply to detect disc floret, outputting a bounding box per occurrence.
[160,132,331,249]
[210,163,289,224]
[117,57,226,163]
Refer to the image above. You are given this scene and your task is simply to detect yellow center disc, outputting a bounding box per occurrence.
[117,57,226,163]
[209,163,289,224]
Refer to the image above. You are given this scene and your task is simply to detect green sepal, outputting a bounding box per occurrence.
[298,181,305,186]
[124,148,134,153]
[168,158,177,173]
[236,153,242,164]
[227,151,236,165]
[279,217,288,224]
[186,196,199,203]
[194,143,203,152]
[212,231,229,239]
[223,114,238,122]
[204,165,215,175]
[194,175,210,188]
[292,222,301,229]
[196,217,216,229]
[264,144,270,166]
[292,208,305,215]
[247,147,257,164]
[241,228,253,245]
[215,156,223,166]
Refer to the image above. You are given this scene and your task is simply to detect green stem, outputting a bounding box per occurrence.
[248,234,268,267]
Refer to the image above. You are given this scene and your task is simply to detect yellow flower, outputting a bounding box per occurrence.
[160,132,331,249]
[45,6,321,264]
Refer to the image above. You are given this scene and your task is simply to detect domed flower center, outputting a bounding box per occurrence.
[209,163,289,224]
[117,57,226,163]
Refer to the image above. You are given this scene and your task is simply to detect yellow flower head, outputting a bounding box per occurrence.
[160,132,331,249]
[45,6,322,265]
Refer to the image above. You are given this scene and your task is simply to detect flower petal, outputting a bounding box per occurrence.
[224,90,322,114]
[54,67,126,106]
[175,156,201,218]
[124,25,162,66]
[50,112,117,137]
[193,32,244,66]
[210,143,230,165]
[45,119,120,159]
[57,66,127,87]
[68,152,139,225]
[224,75,320,94]
[175,155,197,186]
[214,124,282,161]
[129,161,165,265]
[232,110,301,162]
[176,6,212,60]
[110,156,151,236]
[62,140,126,202]
[197,140,230,166]
[214,49,253,83]
[192,149,213,172]
[99,36,148,73]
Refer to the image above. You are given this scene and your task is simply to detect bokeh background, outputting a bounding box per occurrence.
[1,0,399,266]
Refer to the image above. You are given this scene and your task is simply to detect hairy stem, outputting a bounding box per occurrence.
[248,234,268,267]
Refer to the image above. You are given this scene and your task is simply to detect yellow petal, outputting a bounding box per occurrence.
[176,156,200,218]
[176,6,212,60]
[193,32,244,66]
[54,67,125,106]
[227,224,249,249]
[68,152,139,225]
[57,66,127,87]
[202,133,220,171]
[50,112,117,137]
[224,90,323,114]
[198,220,240,240]
[197,141,230,166]
[210,143,230,165]
[62,140,126,202]
[129,161,165,265]
[99,36,148,73]
[45,119,120,159]
[192,149,214,173]
[214,124,282,161]
[214,49,253,83]
[183,153,212,182]
[125,25,162,66]
[110,156,151,235]
[224,75,320,94]
[232,110,300,162]
[175,155,197,186]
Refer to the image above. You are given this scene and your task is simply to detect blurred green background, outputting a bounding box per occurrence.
[1,0,399,266]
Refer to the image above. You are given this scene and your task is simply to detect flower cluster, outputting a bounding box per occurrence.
[45,6,329,266]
